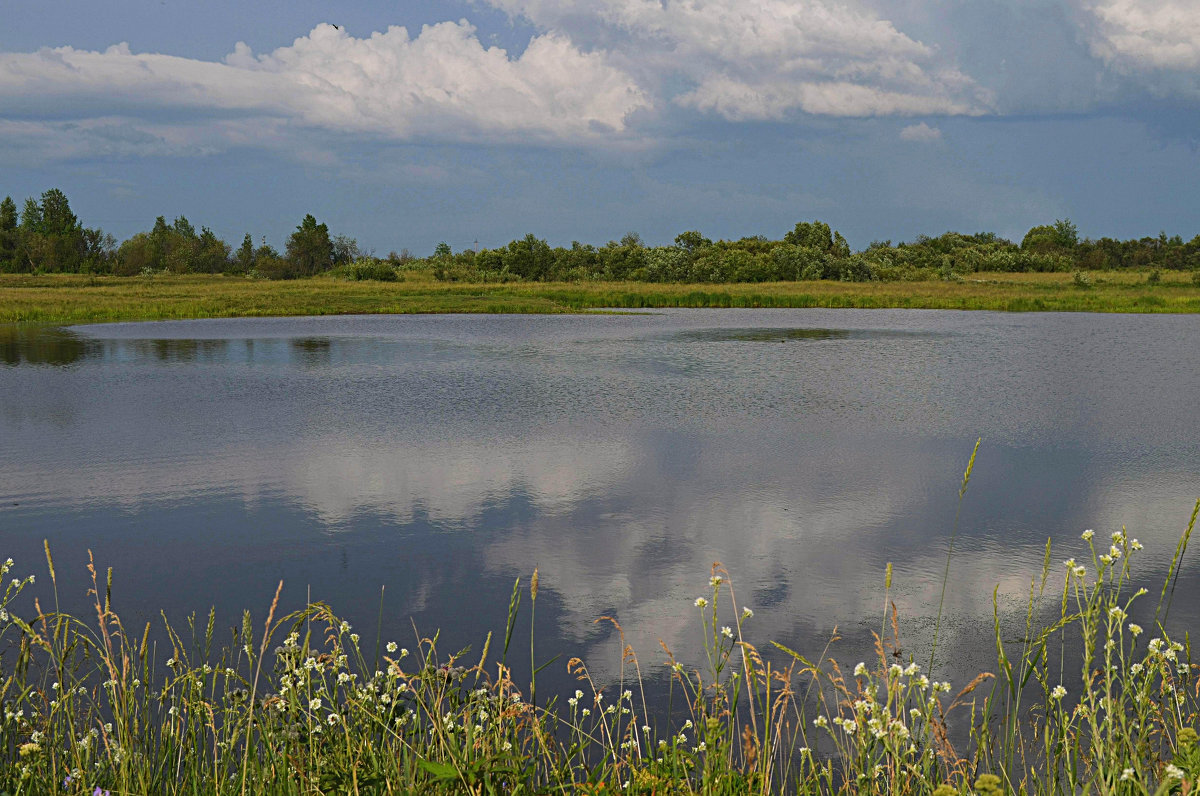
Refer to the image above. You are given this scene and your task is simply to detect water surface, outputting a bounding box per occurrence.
[2,310,1198,690]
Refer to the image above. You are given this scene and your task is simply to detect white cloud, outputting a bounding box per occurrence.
[1085,0,1200,71]
[0,22,649,144]
[680,78,974,120]
[484,0,988,119]
[899,122,943,142]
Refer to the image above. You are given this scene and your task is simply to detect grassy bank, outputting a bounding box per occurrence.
[3,270,1200,325]
[3,496,1198,794]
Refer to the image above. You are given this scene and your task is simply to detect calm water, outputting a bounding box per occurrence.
[2,310,1198,691]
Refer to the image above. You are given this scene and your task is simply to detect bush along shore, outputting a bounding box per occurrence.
[7,187,1200,286]
[2,471,1199,793]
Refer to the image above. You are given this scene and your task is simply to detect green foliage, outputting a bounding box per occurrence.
[285,214,334,277]
[336,259,399,281]
[3,510,1200,794]
[1023,219,1078,253]
[4,187,1200,284]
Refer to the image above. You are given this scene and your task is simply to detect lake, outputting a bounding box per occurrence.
[2,309,1198,694]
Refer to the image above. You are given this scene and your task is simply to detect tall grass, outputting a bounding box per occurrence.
[5,271,1200,325]
[2,506,1198,793]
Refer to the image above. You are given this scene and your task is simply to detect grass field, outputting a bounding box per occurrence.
[2,270,1200,325]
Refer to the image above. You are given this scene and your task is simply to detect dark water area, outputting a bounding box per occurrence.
[2,310,1198,701]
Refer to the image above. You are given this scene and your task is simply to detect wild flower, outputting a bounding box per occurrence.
[721,626,734,639]
[1129,623,1143,637]
[386,641,397,653]
[741,606,753,619]
[1051,685,1067,700]
[694,597,707,608]
[1081,529,1095,541]
[1164,764,1185,780]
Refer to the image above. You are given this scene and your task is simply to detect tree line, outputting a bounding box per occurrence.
[0,189,359,279]
[4,188,1200,283]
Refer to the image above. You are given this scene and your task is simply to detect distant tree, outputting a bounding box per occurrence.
[0,197,16,270]
[783,221,851,258]
[234,233,256,273]
[619,231,644,248]
[39,189,79,238]
[172,215,197,240]
[674,230,712,253]
[331,234,360,265]
[285,214,334,276]
[12,189,88,271]
[114,233,156,276]
[433,241,452,258]
[1022,219,1077,252]
[196,227,230,273]
[503,233,553,280]
[253,242,290,279]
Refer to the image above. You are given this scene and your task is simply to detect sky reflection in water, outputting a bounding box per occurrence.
[2,310,1198,693]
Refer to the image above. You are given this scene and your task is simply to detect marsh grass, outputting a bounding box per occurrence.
[2,500,1199,793]
[5,271,1200,326]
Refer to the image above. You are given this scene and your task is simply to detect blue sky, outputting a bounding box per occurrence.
[2,0,1198,254]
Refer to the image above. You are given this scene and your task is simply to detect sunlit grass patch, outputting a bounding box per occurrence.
[5,271,1200,325]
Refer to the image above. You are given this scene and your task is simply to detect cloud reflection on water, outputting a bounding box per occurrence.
[2,310,1198,686]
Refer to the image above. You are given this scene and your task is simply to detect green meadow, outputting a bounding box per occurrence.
[3,269,1200,326]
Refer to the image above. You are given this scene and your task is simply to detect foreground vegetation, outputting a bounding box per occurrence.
[3,485,1198,793]
[4,270,1200,325]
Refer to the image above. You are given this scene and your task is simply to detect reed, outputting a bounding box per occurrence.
[2,504,1198,794]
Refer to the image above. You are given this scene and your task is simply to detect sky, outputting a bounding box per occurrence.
[2,0,1199,255]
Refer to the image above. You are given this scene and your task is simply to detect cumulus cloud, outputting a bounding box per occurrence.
[484,0,989,119]
[1085,0,1200,71]
[0,22,649,143]
[899,122,943,142]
